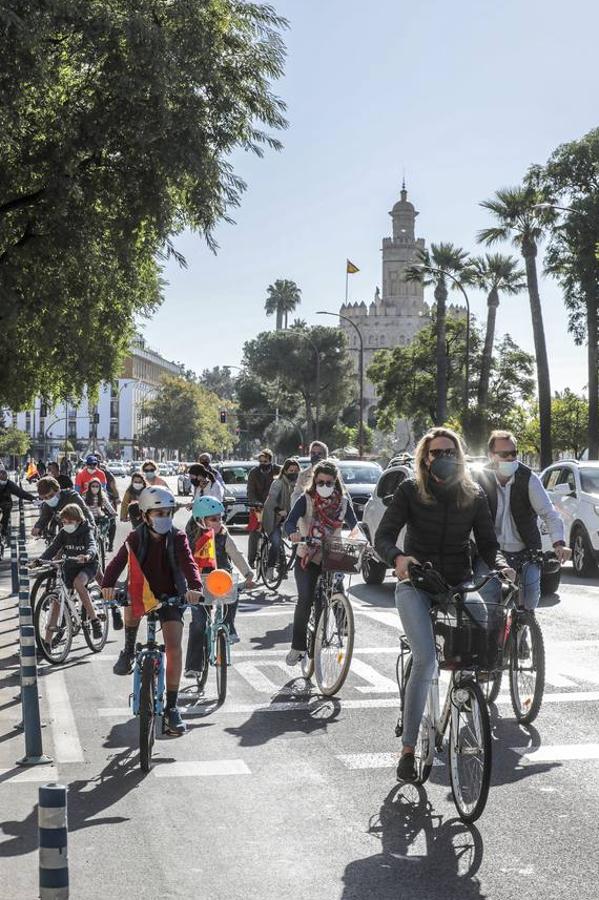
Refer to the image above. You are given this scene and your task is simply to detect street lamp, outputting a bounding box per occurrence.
[317,310,365,457]
[279,330,321,440]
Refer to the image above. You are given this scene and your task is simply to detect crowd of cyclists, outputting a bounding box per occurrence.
[5,426,572,781]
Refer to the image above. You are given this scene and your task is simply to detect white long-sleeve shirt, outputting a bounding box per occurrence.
[495,471,564,552]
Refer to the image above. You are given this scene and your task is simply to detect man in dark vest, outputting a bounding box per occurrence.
[475,429,570,609]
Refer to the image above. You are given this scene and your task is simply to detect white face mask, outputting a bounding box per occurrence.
[0,478,7,486]
[144,470,156,480]
[45,494,60,508]
[497,460,518,478]
[316,484,335,499]
[63,522,78,534]
[132,482,144,492]
[90,486,100,494]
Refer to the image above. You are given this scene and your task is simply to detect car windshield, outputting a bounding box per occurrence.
[337,463,381,484]
[221,466,252,485]
[580,468,599,495]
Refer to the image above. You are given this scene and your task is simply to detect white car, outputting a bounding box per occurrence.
[541,460,599,577]
[360,460,413,583]
[108,462,127,478]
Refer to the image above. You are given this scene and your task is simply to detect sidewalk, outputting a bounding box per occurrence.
[0,508,59,899]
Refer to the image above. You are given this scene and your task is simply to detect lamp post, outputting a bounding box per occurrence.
[317,310,365,457]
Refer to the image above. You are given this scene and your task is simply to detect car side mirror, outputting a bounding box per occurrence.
[553,483,576,497]
[383,494,394,507]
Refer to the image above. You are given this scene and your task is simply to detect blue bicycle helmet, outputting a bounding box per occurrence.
[192,496,225,519]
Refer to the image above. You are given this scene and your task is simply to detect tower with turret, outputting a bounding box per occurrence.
[339,184,429,406]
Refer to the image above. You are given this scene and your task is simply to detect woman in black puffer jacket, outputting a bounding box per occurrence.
[375,427,512,783]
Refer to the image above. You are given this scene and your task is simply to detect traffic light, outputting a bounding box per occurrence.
[40,402,48,417]
[219,409,227,424]
[93,413,100,425]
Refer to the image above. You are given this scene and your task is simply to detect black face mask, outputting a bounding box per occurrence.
[286,472,298,483]
[429,456,459,485]
[260,463,271,472]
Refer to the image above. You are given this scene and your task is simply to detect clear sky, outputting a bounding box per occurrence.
[141,0,599,394]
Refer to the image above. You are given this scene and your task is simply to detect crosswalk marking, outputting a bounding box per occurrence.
[338,752,398,769]
[521,743,599,763]
[153,760,250,777]
[234,659,311,695]
[349,658,398,694]
[0,765,57,783]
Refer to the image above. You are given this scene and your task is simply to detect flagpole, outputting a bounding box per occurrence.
[345,263,349,305]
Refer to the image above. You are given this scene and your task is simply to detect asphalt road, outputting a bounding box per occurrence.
[2,476,599,899]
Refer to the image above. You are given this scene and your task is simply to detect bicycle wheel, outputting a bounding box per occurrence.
[509,612,545,724]
[300,608,316,679]
[448,680,492,823]
[31,571,55,620]
[314,593,354,696]
[215,630,228,704]
[480,669,503,705]
[82,588,109,653]
[196,636,210,693]
[97,533,106,572]
[260,536,284,592]
[34,592,73,664]
[139,656,156,772]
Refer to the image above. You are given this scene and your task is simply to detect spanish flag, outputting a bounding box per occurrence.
[346,259,360,274]
[193,529,217,570]
[127,545,160,618]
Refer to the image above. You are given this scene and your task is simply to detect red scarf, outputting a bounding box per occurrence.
[302,490,344,568]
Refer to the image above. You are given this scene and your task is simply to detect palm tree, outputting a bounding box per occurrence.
[464,253,526,408]
[406,242,470,424]
[478,186,555,467]
[264,279,302,330]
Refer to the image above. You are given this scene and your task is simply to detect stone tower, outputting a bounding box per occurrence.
[339,184,429,406]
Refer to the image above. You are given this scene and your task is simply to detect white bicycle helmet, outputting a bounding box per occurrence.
[138,486,176,513]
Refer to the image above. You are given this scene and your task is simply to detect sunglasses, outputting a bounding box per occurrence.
[495,450,517,459]
[315,479,335,487]
[429,448,457,458]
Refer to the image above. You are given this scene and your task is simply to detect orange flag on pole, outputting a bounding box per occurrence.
[127,545,160,618]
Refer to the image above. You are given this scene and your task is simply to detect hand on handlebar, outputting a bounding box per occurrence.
[289,532,302,544]
[554,545,572,564]
[394,555,420,581]
[500,566,517,583]
[102,587,115,601]
[185,589,203,605]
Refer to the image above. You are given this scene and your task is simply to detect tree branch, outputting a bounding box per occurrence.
[0,187,46,217]
[0,222,37,263]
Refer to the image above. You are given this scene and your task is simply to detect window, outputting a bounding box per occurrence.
[579,468,599,495]
[337,463,382,485]
[558,468,577,493]
[543,468,562,491]
[109,421,119,441]
[221,466,252,485]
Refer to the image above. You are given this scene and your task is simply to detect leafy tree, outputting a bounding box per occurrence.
[462,254,526,407]
[0,426,31,458]
[199,366,237,401]
[145,376,235,458]
[405,243,470,424]
[0,1,287,408]
[551,389,588,458]
[264,279,302,330]
[478,185,555,467]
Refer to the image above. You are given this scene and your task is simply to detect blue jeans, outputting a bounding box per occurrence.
[395,582,487,749]
[267,525,282,568]
[291,559,322,650]
[185,601,238,672]
[475,553,541,611]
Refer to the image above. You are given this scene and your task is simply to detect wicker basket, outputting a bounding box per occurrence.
[434,601,505,671]
[321,539,367,574]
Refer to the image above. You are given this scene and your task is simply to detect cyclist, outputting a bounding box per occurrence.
[374,427,514,783]
[101,486,202,736]
[47,461,73,490]
[284,459,359,667]
[290,441,329,505]
[473,429,571,610]
[75,454,107,494]
[0,467,34,540]
[198,452,225,489]
[84,477,117,521]
[184,496,255,679]
[262,457,301,582]
[141,460,168,487]
[120,472,147,529]
[188,463,225,503]
[96,457,120,548]
[32,476,95,537]
[30,503,103,641]
[247,448,280,571]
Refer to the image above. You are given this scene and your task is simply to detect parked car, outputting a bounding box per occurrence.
[541,459,599,578]
[336,460,382,522]
[218,461,256,528]
[108,462,127,478]
[360,460,414,583]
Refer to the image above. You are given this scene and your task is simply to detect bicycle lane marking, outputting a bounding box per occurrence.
[41,669,84,763]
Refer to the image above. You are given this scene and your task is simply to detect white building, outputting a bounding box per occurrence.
[8,335,182,462]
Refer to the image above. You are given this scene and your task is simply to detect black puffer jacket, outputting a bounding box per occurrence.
[374,476,506,585]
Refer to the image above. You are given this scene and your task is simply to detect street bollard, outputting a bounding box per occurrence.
[39,783,69,899]
[10,518,19,595]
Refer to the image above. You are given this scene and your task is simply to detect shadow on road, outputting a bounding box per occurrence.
[249,623,292,650]
[341,783,485,899]
[225,691,341,747]
[348,581,395,609]
[488,717,560,786]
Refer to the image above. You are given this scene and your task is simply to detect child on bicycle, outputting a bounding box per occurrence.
[30,503,103,641]
[184,496,255,680]
[84,476,117,522]
[101,486,203,735]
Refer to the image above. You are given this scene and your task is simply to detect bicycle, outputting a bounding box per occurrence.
[94,515,111,571]
[193,574,238,704]
[478,549,548,724]
[32,559,109,664]
[395,564,502,823]
[112,590,188,772]
[297,536,364,696]
[259,524,297,592]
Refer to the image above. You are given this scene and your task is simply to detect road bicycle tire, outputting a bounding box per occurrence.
[31,571,56,624]
[314,593,354,697]
[509,612,545,725]
[300,609,316,679]
[97,534,106,572]
[480,669,503,705]
[448,680,492,823]
[215,630,228,705]
[82,589,109,653]
[259,536,285,592]
[139,656,156,772]
[34,591,73,664]
[196,637,210,693]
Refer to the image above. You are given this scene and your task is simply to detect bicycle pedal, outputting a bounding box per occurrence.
[394,723,403,738]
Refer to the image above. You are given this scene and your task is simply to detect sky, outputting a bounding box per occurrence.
[141,0,599,394]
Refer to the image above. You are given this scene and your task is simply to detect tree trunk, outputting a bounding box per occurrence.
[477,287,499,407]
[284,310,288,329]
[522,237,552,468]
[587,292,599,459]
[275,306,283,330]
[303,392,315,441]
[435,281,448,424]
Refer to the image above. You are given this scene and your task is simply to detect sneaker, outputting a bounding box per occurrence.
[286,649,305,666]
[91,619,103,640]
[113,649,135,676]
[396,752,417,783]
[164,706,187,735]
[111,607,123,630]
[184,669,201,679]
[228,629,240,645]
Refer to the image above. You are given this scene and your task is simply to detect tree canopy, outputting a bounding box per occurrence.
[144,376,235,458]
[0,1,287,408]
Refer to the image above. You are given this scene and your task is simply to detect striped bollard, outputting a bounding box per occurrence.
[10,520,19,595]
[39,784,69,899]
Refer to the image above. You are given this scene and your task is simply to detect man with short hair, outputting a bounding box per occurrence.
[32,476,95,537]
[474,429,570,610]
[75,454,107,494]
[246,448,280,569]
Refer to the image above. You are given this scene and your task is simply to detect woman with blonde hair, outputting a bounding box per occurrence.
[375,426,513,783]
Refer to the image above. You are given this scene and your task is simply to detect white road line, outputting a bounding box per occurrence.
[350,658,398,694]
[153,760,250,777]
[0,765,57,783]
[338,752,398,769]
[234,659,309,695]
[521,743,599,763]
[44,669,84,763]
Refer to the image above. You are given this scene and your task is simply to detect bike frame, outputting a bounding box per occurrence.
[131,613,166,717]
[202,600,232,667]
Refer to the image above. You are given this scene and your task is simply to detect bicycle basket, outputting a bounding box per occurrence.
[434,600,504,671]
[201,572,239,606]
[321,539,366,573]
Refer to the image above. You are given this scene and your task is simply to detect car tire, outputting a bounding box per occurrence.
[571,526,598,578]
[361,551,387,585]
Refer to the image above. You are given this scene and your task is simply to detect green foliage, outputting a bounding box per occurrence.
[199,366,237,401]
[0,426,31,457]
[264,279,302,330]
[506,390,588,459]
[144,376,235,458]
[0,1,287,408]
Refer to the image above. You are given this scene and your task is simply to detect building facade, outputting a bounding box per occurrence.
[7,335,182,462]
